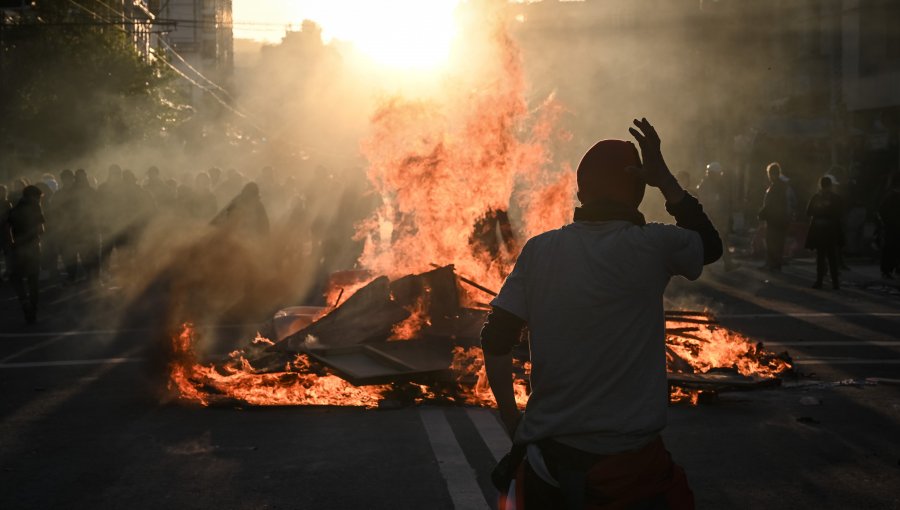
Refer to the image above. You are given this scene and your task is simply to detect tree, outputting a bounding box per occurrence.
[0,0,185,169]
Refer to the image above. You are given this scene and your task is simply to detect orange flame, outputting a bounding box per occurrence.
[356,20,574,296]
[666,320,791,378]
[390,295,432,340]
[168,324,390,407]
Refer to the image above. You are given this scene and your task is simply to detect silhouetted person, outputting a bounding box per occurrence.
[143,166,171,208]
[697,162,735,270]
[212,182,270,238]
[483,119,719,509]
[0,185,12,279]
[806,176,844,290]
[7,185,45,323]
[879,172,900,279]
[97,164,123,274]
[214,169,244,211]
[63,169,99,282]
[119,170,156,247]
[9,178,28,204]
[758,162,791,272]
[208,166,222,189]
[192,172,218,221]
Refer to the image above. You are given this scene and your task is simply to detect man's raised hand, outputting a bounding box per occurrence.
[627,118,674,189]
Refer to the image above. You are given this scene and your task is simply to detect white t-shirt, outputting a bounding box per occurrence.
[491,220,704,454]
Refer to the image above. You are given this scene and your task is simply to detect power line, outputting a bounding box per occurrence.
[157,36,234,100]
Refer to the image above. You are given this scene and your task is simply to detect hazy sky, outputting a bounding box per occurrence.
[231,0,461,68]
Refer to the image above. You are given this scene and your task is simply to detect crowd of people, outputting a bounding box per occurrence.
[2,158,899,324]
[0,163,371,324]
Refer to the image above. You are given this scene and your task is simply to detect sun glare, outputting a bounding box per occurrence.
[295,1,460,69]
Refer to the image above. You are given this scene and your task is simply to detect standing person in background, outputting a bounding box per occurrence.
[97,164,123,277]
[192,172,218,221]
[212,182,270,239]
[697,162,736,270]
[878,172,900,280]
[805,176,844,290]
[0,185,12,280]
[758,163,791,272]
[64,169,99,283]
[483,119,719,509]
[46,169,75,283]
[6,185,45,323]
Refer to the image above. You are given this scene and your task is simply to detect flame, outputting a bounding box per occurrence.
[666,320,791,378]
[168,324,390,407]
[355,18,574,297]
[169,313,791,409]
[390,295,432,340]
[322,270,375,311]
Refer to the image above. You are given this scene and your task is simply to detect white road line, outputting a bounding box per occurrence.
[0,335,69,363]
[792,358,900,365]
[0,357,144,369]
[419,408,491,510]
[0,345,143,464]
[763,341,900,347]
[466,408,511,463]
[718,312,900,318]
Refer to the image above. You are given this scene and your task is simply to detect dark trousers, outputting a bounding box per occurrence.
[765,223,787,270]
[882,229,900,276]
[815,245,839,287]
[11,244,40,313]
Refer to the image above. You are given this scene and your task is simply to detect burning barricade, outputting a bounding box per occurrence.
[168,265,792,408]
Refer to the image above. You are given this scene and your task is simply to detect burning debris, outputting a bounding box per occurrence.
[165,18,793,410]
[168,266,792,408]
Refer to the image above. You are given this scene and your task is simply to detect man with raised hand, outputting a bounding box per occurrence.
[483,118,721,509]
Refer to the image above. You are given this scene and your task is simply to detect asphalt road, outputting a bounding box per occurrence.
[1,257,899,509]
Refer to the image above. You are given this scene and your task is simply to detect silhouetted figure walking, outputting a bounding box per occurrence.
[6,185,45,323]
[758,163,791,272]
[879,172,900,279]
[212,182,270,238]
[806,176,844,290]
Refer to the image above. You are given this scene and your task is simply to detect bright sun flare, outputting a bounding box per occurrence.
[294,0,460,69]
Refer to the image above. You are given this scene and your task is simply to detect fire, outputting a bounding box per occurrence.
[665,320,791,378]
[168,312,791,409]
[355,16,574,298]
[168,325,390,407]
[390,295,431,340]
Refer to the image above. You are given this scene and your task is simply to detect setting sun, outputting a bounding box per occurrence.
[289,0,460,69]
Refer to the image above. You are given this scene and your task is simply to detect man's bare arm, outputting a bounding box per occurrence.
[484,352,521,437]
[481,305,526,437]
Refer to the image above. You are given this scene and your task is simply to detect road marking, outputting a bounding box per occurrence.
[0,345,142,464]
[719,312,900,318]
[763,341,900,347]
[0,357,144,369]
[466,408,511,463]
[0,335,70,363]
[419,408,491,510]
[792,358,900,365]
